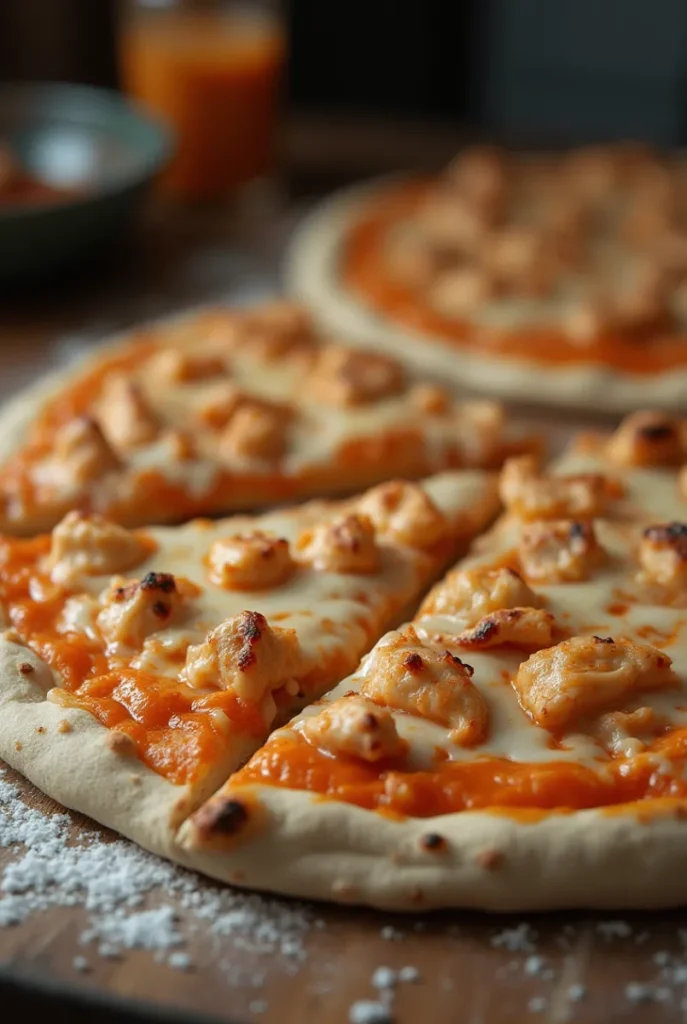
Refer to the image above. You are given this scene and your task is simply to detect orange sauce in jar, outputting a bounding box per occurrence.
[120,7,285,201]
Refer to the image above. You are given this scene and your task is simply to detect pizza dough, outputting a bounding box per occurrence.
[0,470,498,860]
[285,147,687,413]
[175,412,687,909]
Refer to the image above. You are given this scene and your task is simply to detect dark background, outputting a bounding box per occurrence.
[3,0,687,146]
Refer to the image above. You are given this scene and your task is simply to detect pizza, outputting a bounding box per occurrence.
[0,469,498,861]
[0,300,531,536]
[173,410,687,910]
[285,144,687,412]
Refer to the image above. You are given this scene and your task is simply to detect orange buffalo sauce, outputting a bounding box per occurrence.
[120,8,285,201]
[343,182,687,374]
[0,536,265,785]
[233,732,687,818]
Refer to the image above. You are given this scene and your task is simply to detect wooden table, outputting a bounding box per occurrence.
[1,197,684,1024]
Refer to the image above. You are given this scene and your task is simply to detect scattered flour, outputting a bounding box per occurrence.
[0,771,311,1001]
[349,1001,393,1024]
[491,923,538,953]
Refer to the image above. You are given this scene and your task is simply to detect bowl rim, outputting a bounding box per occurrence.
[0,80,175,221]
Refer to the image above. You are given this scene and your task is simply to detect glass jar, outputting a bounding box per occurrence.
[118,0,286,203]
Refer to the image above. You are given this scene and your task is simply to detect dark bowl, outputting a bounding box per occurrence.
[0,82,174,285]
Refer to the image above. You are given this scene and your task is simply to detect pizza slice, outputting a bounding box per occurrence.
[0,300,532,535]
[178,411,687,910]
[0,470,498,861]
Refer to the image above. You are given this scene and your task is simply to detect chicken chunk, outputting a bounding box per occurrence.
[357,481,447,549]
[408,383,452,416]
[453,607,556,651]
[638,522,687,589]
[209,532,295,590]
[606,411,685,467]
[482,227,556,297]
[47,511,150,586]
[563,292,619,345]
[220,402,289,462]
[594,706,662,758]
[360,629,489,746]
[96,377,159,451]
[519,519,605,583]
[513,635,677,731]
[499,455,615,520]
[420,565,539,621]
[296,514,379,574]
[427,266,496,319]
[181,611,305,708]
[444,145,508,221]
[97,572,186,652]
[45,417,120,490]
[234,301,317,360]
[307,347,405,407]
[299,695,406,762]
[416,190,489,255]
[150,348,228,384]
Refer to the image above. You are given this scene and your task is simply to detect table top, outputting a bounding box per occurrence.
[1,194,684,1024]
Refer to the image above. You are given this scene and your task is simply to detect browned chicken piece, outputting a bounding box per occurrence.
[357,481,447,548]
[182,610,305,707]
[96,377,159,451]
[444,145,509,222]
[297,513,380,574]
[519,519,605,583]
[452,606,556,651]
[47,511,149,586]
[209,531,295,590]
[97,572,187,652]
[299,695,406,762]
[606,411,685,467]
[360,628,489,746]
[307,346,405,407]
[513,635,677,731]
[638,522,687,590]
[427,266,497,319]
[499,455,615,521]
[419,565,539,621]
[220,402,289,462]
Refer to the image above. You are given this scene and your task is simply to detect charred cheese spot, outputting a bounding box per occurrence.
[499,455,615,521]
[181,610,305,707]
[97,572,186,651]
[307,346,405,407]
[519,519,605,583]
[513,635,677,731]
[47,511,150,586]
[296,513,380,574]
[360,629,488,746]
[606,411,685,467]
[420,565,539,621]
[96,377,159,451]
[453,607,556,651]
[18,662,34,675]
[357,481,447,549]
[299,695,405,763]
[639,522,687,589]
[208,532,295,590]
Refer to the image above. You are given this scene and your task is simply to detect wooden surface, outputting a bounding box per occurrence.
[1,196,685,1024]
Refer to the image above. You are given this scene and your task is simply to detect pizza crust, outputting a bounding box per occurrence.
[284,179,687,413]
[178,783,687,911]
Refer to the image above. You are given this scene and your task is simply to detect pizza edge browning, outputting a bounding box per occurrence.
[178,785,687,912]
[284,178,687,413]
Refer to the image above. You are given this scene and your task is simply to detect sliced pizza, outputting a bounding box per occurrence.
[0,300,532,535]
[179,410,687,910]
[286,144,687,411]
[0,470,498,861]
